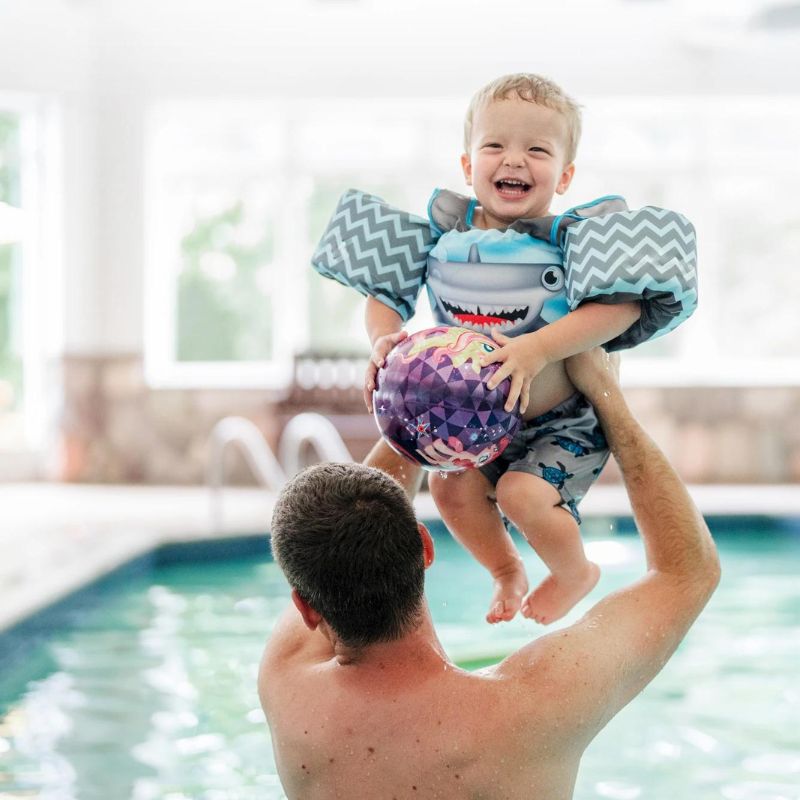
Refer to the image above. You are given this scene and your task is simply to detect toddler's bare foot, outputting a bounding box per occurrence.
[486,560,529,624]
[521,561,600,625]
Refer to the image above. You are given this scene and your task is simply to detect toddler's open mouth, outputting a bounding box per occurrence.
[494,179,531,198]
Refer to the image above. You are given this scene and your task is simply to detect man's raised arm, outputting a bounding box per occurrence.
[499,348,720,743]
[575,348,720,592]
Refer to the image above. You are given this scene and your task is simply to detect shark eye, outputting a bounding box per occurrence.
[482,343,495,353]
[541,266,565,292]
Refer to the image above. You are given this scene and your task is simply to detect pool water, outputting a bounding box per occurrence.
[1,520,799,800]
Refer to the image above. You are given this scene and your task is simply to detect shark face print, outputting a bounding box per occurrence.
[426,240,567,337]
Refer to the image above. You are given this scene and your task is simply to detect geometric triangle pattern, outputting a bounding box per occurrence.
[373,326,521,472]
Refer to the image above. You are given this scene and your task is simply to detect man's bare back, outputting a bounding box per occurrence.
[260,349,720,799]
[260,611,596,800]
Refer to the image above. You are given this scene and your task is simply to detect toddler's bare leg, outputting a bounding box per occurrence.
[496,471,600,625]
[429,469,528,624]
[364,438,423,497]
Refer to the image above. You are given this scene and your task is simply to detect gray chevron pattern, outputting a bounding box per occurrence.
[312,189,435,322]
[564,207,698,349]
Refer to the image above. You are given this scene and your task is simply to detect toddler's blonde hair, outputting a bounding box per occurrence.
[463,73,582,164]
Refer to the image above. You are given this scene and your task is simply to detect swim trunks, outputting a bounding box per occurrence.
[479,393,609,523]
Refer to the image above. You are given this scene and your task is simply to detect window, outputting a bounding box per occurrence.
[575,96,800,385]
[145,99,455,388]
[145,104,293,388]
[0,97,55,462]
[0,110,23,447]
[144,96,800,389]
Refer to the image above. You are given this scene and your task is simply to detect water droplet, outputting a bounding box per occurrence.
[602,391,610,398]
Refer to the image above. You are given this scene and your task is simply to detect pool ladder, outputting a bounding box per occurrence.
[207,413,353,533]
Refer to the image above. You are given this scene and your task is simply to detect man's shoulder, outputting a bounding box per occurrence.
[260,607,335,678]
[480,628,607,733]
[481,631,569,686]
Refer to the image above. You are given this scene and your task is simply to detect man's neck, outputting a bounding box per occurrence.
[330,607,450,671]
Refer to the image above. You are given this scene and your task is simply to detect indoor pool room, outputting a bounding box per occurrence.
[2,1,800,799]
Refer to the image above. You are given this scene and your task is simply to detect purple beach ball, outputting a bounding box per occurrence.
[373,326,521,472]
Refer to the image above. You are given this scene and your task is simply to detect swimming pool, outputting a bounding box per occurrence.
[1,519,799,800]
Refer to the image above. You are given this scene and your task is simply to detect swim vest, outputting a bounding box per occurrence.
[311,188,697,351]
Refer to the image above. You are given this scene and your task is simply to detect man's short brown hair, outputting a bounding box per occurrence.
[464,72,582,164]
[270,463,425,649]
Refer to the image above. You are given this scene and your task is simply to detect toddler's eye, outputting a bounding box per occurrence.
[541,266,565,292]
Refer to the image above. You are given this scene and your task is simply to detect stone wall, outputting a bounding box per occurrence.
[59,354,800,486]
[60,355,280,484]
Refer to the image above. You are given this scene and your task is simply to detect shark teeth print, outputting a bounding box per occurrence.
[440,298,529,331]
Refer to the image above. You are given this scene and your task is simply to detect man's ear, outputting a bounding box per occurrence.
[460,152,473,186]
[418,522,435,569]
[555,162,575,195]
[291,589,323,631]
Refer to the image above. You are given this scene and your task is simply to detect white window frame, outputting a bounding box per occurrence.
[142,97,458,390]
[0,93,61,477]
[143,100,311,390]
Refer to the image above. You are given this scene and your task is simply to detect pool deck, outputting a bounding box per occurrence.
[2,482,799,634]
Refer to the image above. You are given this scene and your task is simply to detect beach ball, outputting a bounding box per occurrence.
[373,326,521,471]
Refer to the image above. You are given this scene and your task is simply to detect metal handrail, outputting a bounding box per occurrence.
[207,413,353,532]
[278,413,353,479]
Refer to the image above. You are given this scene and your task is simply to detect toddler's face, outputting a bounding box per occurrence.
[462,97,574,229]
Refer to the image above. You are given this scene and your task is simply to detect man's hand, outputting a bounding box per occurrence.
[564,348,621,405]
[364,330,408,413]
[481,329,551,414]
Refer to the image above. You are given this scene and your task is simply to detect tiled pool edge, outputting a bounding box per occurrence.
[0,531,280,709]
[1,529,162,635]
[3,484,800,636]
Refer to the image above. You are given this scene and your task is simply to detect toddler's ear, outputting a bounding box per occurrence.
[556,163,575,195]
[460,152,473,186]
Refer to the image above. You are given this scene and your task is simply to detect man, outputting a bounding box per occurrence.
[258,348,720,800]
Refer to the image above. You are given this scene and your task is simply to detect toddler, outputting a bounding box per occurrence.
[314,73,696,625]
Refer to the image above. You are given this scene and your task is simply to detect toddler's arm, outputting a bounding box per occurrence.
[363,296,408,413]
[484,300,641,412]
